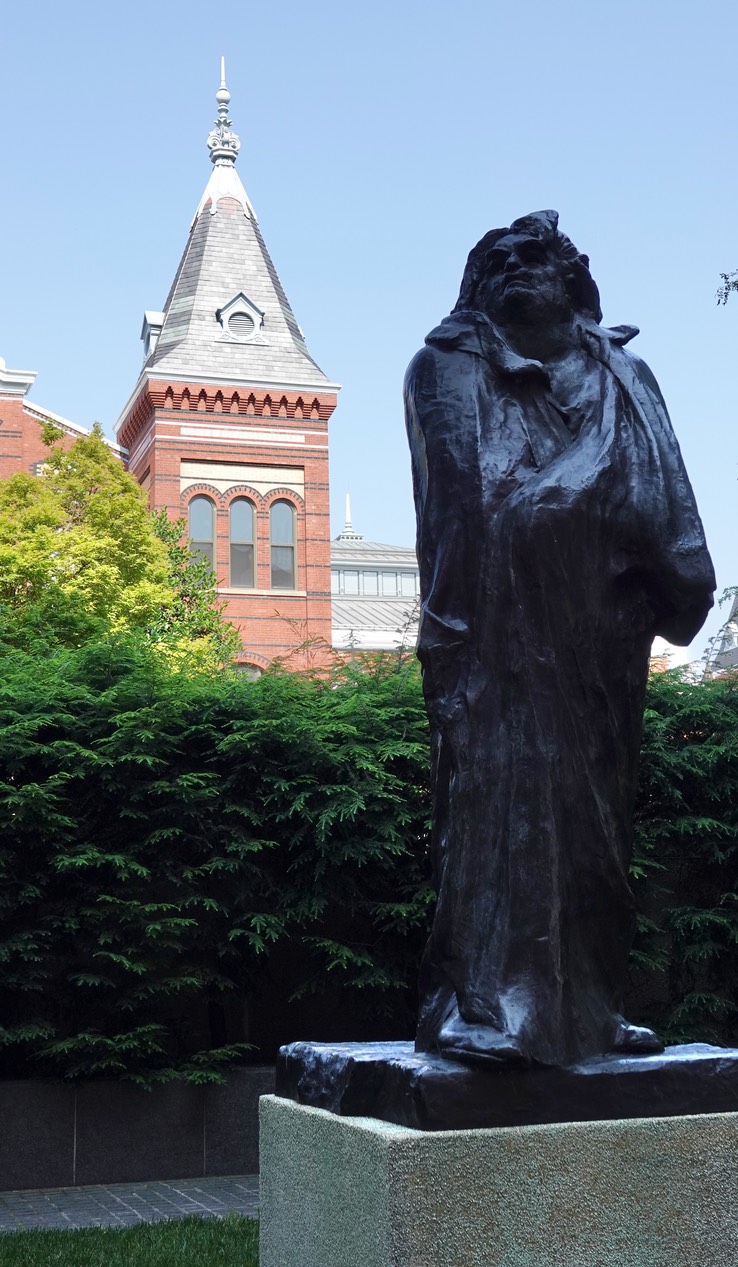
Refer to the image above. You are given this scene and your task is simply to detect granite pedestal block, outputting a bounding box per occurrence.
[259,1094,738,1267]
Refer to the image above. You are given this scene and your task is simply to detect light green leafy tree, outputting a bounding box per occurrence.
[148,509,241,670]
[0,423,239,667]
[0,424,170,631]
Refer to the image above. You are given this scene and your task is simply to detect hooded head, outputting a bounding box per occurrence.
[453,210,602,324]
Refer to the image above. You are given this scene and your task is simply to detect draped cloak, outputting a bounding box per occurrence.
[404,311,715,1066]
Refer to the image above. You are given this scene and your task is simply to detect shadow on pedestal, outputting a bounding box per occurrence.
[277,1040,738,1131]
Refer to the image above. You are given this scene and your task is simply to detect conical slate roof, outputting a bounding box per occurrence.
[137,65,336,394]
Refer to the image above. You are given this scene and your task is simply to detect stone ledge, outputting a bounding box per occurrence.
[259,1094,738,1267]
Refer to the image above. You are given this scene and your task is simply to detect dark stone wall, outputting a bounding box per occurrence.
[0,1066,275,1191]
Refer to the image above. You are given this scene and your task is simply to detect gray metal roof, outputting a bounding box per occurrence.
[331,538,418,566]
[132,72,336,395]
[332,597,419,631]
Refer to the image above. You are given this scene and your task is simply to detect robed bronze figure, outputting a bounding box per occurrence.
[404,210,715,1069]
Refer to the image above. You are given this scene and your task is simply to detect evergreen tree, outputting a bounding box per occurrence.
[0,642,431,1082]
[631,668,738,1043]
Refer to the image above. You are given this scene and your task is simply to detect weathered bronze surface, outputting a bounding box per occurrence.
[404,210,715,1068]
[278,1040,738,1131]
[276,213,727,1128]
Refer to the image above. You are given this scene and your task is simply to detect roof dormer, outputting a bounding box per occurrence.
[141,311,165,362]
[215,292,267,345]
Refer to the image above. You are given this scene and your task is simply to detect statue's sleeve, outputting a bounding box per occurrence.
[619,351,715,645]
[404,346,478,725]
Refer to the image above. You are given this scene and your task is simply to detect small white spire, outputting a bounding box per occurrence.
[335,493,364,542]
[207,58,240,166]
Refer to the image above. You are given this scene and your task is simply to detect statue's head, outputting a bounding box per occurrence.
[454,210,602,326]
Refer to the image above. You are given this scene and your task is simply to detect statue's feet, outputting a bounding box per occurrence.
[610,1014,664,1055]
[435,1013,531,1068]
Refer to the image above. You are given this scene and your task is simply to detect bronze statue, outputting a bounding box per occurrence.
[278,215,737,1127]
[404,210,715,1068]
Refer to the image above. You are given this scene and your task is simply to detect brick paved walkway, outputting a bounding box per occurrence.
[0,1174,259,1231]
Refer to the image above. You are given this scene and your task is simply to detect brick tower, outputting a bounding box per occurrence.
[116,63,340,670]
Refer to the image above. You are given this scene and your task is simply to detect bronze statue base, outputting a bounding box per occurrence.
[276,1039,738,1131]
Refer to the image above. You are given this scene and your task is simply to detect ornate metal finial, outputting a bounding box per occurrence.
[207,57,240,165]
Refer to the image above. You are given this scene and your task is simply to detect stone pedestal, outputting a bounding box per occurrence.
[259,1094,738,1267]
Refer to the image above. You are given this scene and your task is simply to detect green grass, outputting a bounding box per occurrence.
[0,1213,259,1266]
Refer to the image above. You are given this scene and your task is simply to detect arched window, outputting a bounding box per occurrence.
[270,500,296,589]
[230,498,255,588]
[234,662,263,680]
[188,495,215,569]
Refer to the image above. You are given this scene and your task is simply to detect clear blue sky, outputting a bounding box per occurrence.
[1,0,736,656]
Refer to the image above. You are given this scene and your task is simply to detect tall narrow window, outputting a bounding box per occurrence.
[270,500,296,589]
[189,495,215,569]
[230,498,255,588]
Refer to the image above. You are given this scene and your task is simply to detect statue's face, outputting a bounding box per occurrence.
[478,232,572,327]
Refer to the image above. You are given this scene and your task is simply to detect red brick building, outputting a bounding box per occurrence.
[0,358,123,478]
[115,64,340,671]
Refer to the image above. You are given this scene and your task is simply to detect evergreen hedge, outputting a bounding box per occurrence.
[631,669,738,1043]
[0,635,736,1082]
[0,639,431,1082]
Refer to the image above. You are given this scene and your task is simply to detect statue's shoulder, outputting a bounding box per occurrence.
[604,336,668,408]
[620,347,662,392]
[404,344,442,400]
[581,319,667,402]
[405,314,483,397]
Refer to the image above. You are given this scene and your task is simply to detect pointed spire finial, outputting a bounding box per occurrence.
[335,493,364,542]
[207,58,240,166]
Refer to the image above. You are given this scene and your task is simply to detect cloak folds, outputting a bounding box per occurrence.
[404,311,715,1066]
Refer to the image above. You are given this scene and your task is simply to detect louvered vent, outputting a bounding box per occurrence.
[229,312,255,339]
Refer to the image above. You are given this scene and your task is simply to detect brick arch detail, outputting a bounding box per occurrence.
[235,650,271,671]
[264,488,305,511]
[222,486,265,509]
[182,484,226,510]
